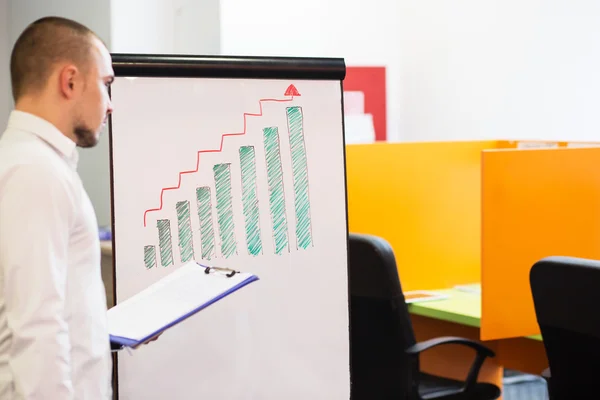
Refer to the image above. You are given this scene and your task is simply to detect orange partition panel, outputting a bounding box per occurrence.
[496,140,600,149]
[346,141,499,291]
[481,147,600,340]
[496,140,559,149]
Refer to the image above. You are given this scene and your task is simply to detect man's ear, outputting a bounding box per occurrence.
[58,64,79,99]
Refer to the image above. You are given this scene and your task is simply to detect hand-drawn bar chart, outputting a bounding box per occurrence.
[287,106,312,250]
[144,245,157,269]
[196,187,216,260]
[143,85,313,268]
[263,126,289,255]
[214,163,237,258]
[176,200,195,262]
[157,219,174,267]
[240,146,263,256]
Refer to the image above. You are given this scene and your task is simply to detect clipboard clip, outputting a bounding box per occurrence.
[199,264,238,278]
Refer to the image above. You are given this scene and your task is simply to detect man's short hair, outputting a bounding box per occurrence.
[10,16,99,102]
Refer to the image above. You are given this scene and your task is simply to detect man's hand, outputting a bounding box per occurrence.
[132,333,162,349]
[143,333,162,344]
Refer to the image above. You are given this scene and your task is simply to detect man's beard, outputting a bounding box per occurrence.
[74,125,98,148]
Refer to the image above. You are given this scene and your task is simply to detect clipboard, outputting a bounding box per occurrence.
[107,261,259,349]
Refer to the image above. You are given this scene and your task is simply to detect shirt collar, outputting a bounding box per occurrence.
[6,110,79,168]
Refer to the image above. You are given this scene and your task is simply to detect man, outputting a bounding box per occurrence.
[0,16,115,398]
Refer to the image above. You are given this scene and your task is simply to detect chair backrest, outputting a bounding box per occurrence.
[348,232,418,399]
[530,256,600,397]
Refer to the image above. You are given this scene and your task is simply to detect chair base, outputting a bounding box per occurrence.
[419,372,501,400]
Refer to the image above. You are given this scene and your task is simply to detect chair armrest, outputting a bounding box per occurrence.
[406,336,496,391]
[406,336,495,358]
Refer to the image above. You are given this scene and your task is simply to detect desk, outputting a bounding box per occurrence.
[409,289,481,328]
[407,287,547,399]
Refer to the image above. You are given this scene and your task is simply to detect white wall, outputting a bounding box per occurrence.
[0,0,10,129]
[220,0,402,140]
[7,0,112,55]
[111,0,220,54]
[396,0,600,142]
[221,0,600,143]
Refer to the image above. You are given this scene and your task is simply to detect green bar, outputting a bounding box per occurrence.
[239,146,263,256]
[144,245,156,269]
[196,187,216,260]
[263,127,289,255]
[157,219,174,266]
[213,163,237,258]
[286,106,312,249]
[176,200,194,263]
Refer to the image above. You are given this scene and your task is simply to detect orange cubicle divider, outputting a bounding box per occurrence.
[481,146,600,341]
[497,140,600,149]
[346,141,500,292]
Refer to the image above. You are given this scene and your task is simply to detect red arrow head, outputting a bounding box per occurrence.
[285,84,301,97]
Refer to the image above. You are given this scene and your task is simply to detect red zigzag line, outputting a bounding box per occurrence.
[143,96,295,227]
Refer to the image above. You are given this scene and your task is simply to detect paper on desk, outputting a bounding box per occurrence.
[107,261,257,342]
[404,290,449,304]
[453,283,481,294]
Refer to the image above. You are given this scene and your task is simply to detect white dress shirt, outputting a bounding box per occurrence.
[0,111,112,399]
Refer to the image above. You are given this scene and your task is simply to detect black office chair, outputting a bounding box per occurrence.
[530,256,600,400]
[349,232,501,400]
